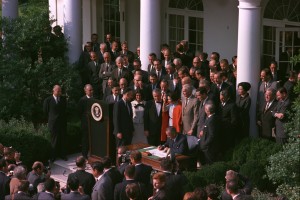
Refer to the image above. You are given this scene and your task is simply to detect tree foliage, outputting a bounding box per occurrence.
[0,1,81,123]
[266,82,300,200]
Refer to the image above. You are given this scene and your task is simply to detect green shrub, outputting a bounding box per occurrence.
[240,160,276,192]
[231,138,281,165]
[0,118,51,167]
[184,161,238,189]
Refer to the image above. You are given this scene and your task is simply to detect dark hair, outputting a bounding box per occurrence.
[44,178,56,192]
[91,161,104,173]
[196,87,208,95]
[277,87,287,94]
[75,156,86,168]
[130,150,142,162]
[135,89,144,100]
[67,176,79,191]
[226,180,239,194]
[238,82,251,92]
[169,91,180,102]
[149,73,158,78]
[18,180,30,192]
[160,158,173,171]
[123,88,133,95]
[101,156,112,168]
[149,52,157,58]
[206,184,220,200]
[0,158,7,168]
[194,187,208,200]
[124,165,135,178]
[126,183,141,199]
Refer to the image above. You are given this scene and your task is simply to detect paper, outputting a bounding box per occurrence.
[147,149,168,158]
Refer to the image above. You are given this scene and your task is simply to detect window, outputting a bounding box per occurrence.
[103,0,120,40]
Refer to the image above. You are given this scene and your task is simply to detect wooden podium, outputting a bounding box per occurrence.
[87,99,116,163]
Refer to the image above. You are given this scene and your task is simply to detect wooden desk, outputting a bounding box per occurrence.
[127,143,196,171]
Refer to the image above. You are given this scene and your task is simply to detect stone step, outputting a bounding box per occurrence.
[49,153,93,187]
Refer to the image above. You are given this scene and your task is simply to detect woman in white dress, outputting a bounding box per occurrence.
[131,89,148,144]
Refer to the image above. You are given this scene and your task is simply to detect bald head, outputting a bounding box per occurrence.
[52,85,61,97]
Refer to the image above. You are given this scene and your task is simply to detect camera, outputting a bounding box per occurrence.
[119,151,131,164]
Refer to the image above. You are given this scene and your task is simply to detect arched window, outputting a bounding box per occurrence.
[169,0,203,11]
[262,0,300,71]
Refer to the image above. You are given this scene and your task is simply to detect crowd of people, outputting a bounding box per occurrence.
[1,29,299,200]
[1,144,256,200]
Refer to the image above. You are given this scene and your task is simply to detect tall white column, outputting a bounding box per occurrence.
[237,0,262,137]
[82,0,92,44]
[2,0,18,19]
[49,0,57,26]
[64,0,82,63]
[140,0,161,71]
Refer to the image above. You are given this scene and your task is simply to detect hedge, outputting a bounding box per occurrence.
[0,118,51,167]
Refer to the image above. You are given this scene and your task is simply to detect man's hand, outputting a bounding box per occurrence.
[117,133,122,139]
[157,145,164,150]
[199,131,203,137]
[275,113,284,119]
[187,130,193,135]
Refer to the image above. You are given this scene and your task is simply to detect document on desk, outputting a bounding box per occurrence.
[147,149,168,158]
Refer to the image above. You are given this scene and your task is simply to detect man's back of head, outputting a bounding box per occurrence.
[124,165,135,180]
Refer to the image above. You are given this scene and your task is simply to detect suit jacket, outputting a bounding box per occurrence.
[257,80,279,111]
[273,98,291,138]
[200,114,220,152]
[119,50,135,64]
[99,62,115,81]
[111,67,133,83]
[148,64,155,74]
[219,100,238,131]
[67,170,95,197]
[144,100,163,145]
[0,171,10,200]
[182,95,199,135]
[37,192,55,200]
[5,192,32,200]
[105,94,122,104]
[111,50,120,62]
[161,60,172,68]
[259,100,277,139]
[236,94,251,137]
[113,99,134,145]
[197,98,212,135]
[88,61,100,85]
[104,167,122,189]
[151,187,169,200]
[154,69,167,82]
[164,172,188,200]
[91,174,113,200]
[114,179,147,200]
[43,95,67,133]
[163,133,188,155]
[123,64,134,72]
[134,163,153,186]
[61,191,90,200]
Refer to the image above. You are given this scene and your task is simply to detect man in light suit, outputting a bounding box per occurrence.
[91,161,113,200]
[99,52,115,94]
[61,176,90,200]
[43,85,67,161]
[113,88,134,147]
[182,84,199,135]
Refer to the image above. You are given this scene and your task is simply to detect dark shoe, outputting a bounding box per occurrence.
[61,156,68,161]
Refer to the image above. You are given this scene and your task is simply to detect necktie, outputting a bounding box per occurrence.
[106,63,109,71]
[157,71,160,80]
[185,98,188,107]
[118,69,122,79]
[265,102,270,112]
[264,83,268,92]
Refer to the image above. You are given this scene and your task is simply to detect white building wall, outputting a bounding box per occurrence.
[202,0,239,60]
[125,0,140,51]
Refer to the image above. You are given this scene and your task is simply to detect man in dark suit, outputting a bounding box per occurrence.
[99,52,115,94]
[130,151,152,187]
[111,56,133,84]
[91,33,100,52]
[161,49,173,69]
[78,84,93,159]
[159,158,188,200]
[164,63,176,80]
[225,179,254,200]
[153,59,167,83]
[257,88,277,140]
[144,88,163,146]
[132,59,149,84]
[119,41,135,64]
[105,84,121,104]
[147,52,157,73]
[113,88,134,147]
[219,90,238,152]
[111,41,120,61]
[114,165,147,200]
[78,42,92,86]
[91,161,114,200]
[199,103,220,165]
[211,71,233,101]
[123,55,134,72]
[0,158,10,200]
[104,33,113,51]
[88,52,102,99]
[61,176,90,200]
[272,87,291,144]
[67,156,95,197]
[147,73,161,96]
[101,156,122,190]
[158,126,189,155]
[43,85,67,161]
[37,178,56,200]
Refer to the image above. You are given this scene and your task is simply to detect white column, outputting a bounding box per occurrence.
[82,0,92,44]
[64,0,82,63]
[2,0,18,19]
[140,0,161,71]
[49,0,57,26]
[237,0,262,137]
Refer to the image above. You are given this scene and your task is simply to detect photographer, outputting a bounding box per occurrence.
[117,146,130,177]
[27,161,49,195]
